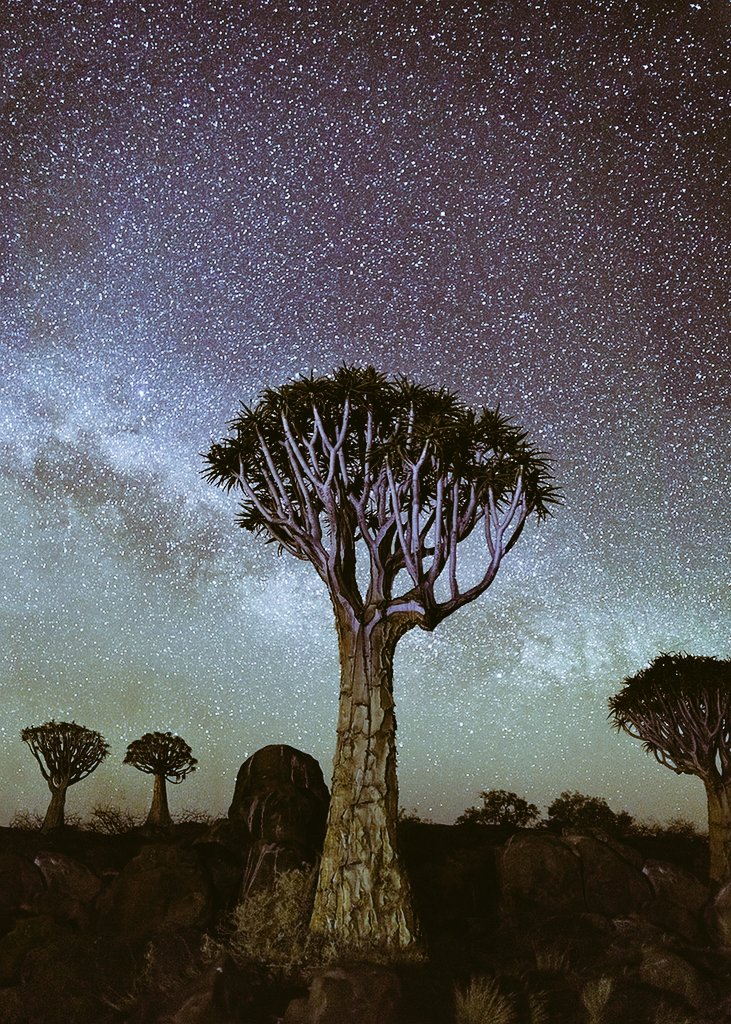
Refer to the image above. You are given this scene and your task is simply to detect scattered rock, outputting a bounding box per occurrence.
[283,965,401,1024]
[639,946,714,1010]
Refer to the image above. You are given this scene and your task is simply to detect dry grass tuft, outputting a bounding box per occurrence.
[454,976,518,1024]
[581,975,613,1024]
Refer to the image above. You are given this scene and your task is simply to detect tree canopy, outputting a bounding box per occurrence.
[21,720,109,790]
[204,365,557,631]
[124,732,197,783]
[608,653,731,779]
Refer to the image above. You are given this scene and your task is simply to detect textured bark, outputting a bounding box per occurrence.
[309,613,422,959]
[145,774,172,830]
[706,782,731,884]
[41,787,67,832]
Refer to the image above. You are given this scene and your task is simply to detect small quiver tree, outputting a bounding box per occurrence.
[124,731,197,831]
[21,720,109,832]
[609,653,731,883]
[204,366,557,958]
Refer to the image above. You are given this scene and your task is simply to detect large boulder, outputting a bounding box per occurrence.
[284,965,401,1024]
[500,833,584,913]
[705,879,731,947]
[98,844,213,943]
[31,851,103,927]
[229,745,329,897]
[0,852,44,915]
[642,860,709,942]
[639,946,714,1010]
[565,835,652,917]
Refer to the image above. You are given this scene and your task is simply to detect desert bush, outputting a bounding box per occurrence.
[547,791,633,836]
[88,803,141,834]
[10,809,45,830]
[10,808,83,830]
[175,807,215,825]
[457,790,540,828]
[207,867,315,968]
[581,975,613,1024]
[398,806,434,824]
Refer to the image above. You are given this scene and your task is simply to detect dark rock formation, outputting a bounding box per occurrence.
[228,744,329,897]
[31,850,103,927]
[500,832,584,913]
[706,879,731,947]
[643,859,710,942]
[98,843,213,943]
[0,851,44,915]
[284,965,401,1024]
[565,834,652,916]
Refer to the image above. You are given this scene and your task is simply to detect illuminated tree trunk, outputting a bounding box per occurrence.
[42,786,67,832]
[309,612,422,958]
[706,782,731,884]
[146,773,172,830]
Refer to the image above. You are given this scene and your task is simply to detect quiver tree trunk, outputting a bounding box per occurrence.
[706,782,731,884]
[309,614,422,959]
[42,786,67,832]
[146,773,172,830]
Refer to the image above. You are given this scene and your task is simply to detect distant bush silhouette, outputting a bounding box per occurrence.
[546,791,634,836]
[89,803,141,834]
[124,731,197,831]
[21,720,109,831]
[398,806,434,824]
[457,789,540,828]
[609,652,731,882]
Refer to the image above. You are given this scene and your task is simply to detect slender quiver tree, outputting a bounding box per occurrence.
[609,653,731,883]
[124,731,197,830]
[21,720,109,831]
[204,366,557,956]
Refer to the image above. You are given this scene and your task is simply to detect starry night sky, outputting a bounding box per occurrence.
[2,0,729,828]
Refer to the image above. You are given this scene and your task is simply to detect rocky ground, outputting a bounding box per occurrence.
[0,746,729,1023]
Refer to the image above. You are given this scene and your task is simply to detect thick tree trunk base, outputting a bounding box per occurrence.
[42,787,67,832]
[707,784,731,885]
[308,617,425,962]
[145,774,173,831]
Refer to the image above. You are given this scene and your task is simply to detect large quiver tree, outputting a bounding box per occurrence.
[609,653,731,883]
[21,720,109,831]
[124,731,197,830]
[204,366,556,957]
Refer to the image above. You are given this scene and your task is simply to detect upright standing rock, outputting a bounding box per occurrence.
[228,745,330,897]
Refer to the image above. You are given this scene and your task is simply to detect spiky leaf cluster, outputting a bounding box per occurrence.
[204,365,558,628]
[608,653,731,780]
[124,731,198,783]
[21,721,109,791]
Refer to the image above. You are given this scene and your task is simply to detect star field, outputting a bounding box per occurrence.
[1,0,729,827]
